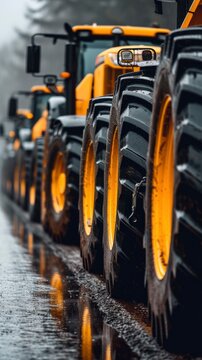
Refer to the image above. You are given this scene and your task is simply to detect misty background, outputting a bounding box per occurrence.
[0,0,175,122]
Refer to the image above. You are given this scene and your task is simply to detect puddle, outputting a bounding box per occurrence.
[2,205,137,359]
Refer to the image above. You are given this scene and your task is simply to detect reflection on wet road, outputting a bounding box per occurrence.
[0,204,135,360]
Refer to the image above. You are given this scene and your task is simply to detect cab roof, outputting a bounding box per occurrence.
[31,85,63,93]
[72,25,170,37]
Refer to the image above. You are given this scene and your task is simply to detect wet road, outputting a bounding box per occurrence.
[0,199,197,360]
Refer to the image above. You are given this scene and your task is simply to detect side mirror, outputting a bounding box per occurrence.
[26,45,41,73]
[8,97,18,118]
[0,124,4,137]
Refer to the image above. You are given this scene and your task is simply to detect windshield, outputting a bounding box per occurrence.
[33,94,52,121]
[77,35,166,83]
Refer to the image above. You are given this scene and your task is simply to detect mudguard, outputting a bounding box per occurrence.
[21,141,35,152]
[54,115,86,129]
[47,96,66,120]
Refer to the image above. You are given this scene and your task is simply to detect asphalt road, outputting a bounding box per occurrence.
[0,198,199,360]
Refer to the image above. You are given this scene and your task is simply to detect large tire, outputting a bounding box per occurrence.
[18,149,32,210]
[41,126,52,229]
[2,152,15,198]
[29,137,45,222]
[145,28,202,352]
[103,74,154,300]
[13,150,23,205]
[45,121,84,244]
[79,96,112,274]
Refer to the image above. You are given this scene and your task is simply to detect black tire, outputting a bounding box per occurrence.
[29,137,45,222]
[41,125,53,230]
[13,150,22,205]
[103,74,154,300]
[2,153,15,198]
[18,149,32,210]
[45,121,84,244]
[79,96,112,273]
[146,28,202,352]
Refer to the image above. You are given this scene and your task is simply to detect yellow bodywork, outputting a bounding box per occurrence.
[77,44,161,114]
[31,85,63,140]
[17,109,33,120]
[72,25,168,115]
[76,74,93,115]
[31,85,63,94]
[73,25,169,37]
[32,110,48,141]
[94,45,160,98]
[181,0,202,28]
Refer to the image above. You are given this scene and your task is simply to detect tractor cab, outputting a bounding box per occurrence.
[26,24,170,117]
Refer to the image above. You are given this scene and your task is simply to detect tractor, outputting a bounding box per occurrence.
[4,86,63,208]
[25,24,169,241]
[99,0,202,353]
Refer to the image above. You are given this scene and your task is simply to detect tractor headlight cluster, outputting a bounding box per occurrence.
[117,48,159,67]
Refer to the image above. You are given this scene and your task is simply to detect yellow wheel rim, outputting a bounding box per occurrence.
[20,164,26,200]
[51,152,66,213]
[29,163,37,207]
[83,141,95,236]
[152,95,174,280]
[107,128,119,250]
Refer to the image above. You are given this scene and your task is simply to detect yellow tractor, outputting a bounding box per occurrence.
[101,0,202,352]
[2,91,33,200]
[146,0,202,352]
[26,24,169,242]
[5,86,63,210]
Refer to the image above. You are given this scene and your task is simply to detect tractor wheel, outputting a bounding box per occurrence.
[79,96,112,273]
[40,127,52,230]
[146,29,202,352]
[19,149,32,210]
[45,121,83,244]
[29,137,44,222]
[13,150,22,204]
[2,154,14,198]
[103,74,154,300]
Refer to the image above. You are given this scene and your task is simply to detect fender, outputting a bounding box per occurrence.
[21,141,35,152]
[55,115,86,129]
[47,96,66,120]
[19,128,32,142]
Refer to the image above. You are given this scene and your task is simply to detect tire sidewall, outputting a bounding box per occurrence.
[146,59,176,315]
[79,121,97,264]
[103,101,120,284]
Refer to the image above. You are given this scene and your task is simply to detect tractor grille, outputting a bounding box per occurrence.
[104,66,131,95]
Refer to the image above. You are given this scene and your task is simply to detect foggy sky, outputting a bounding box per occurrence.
[0,0,28,47]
